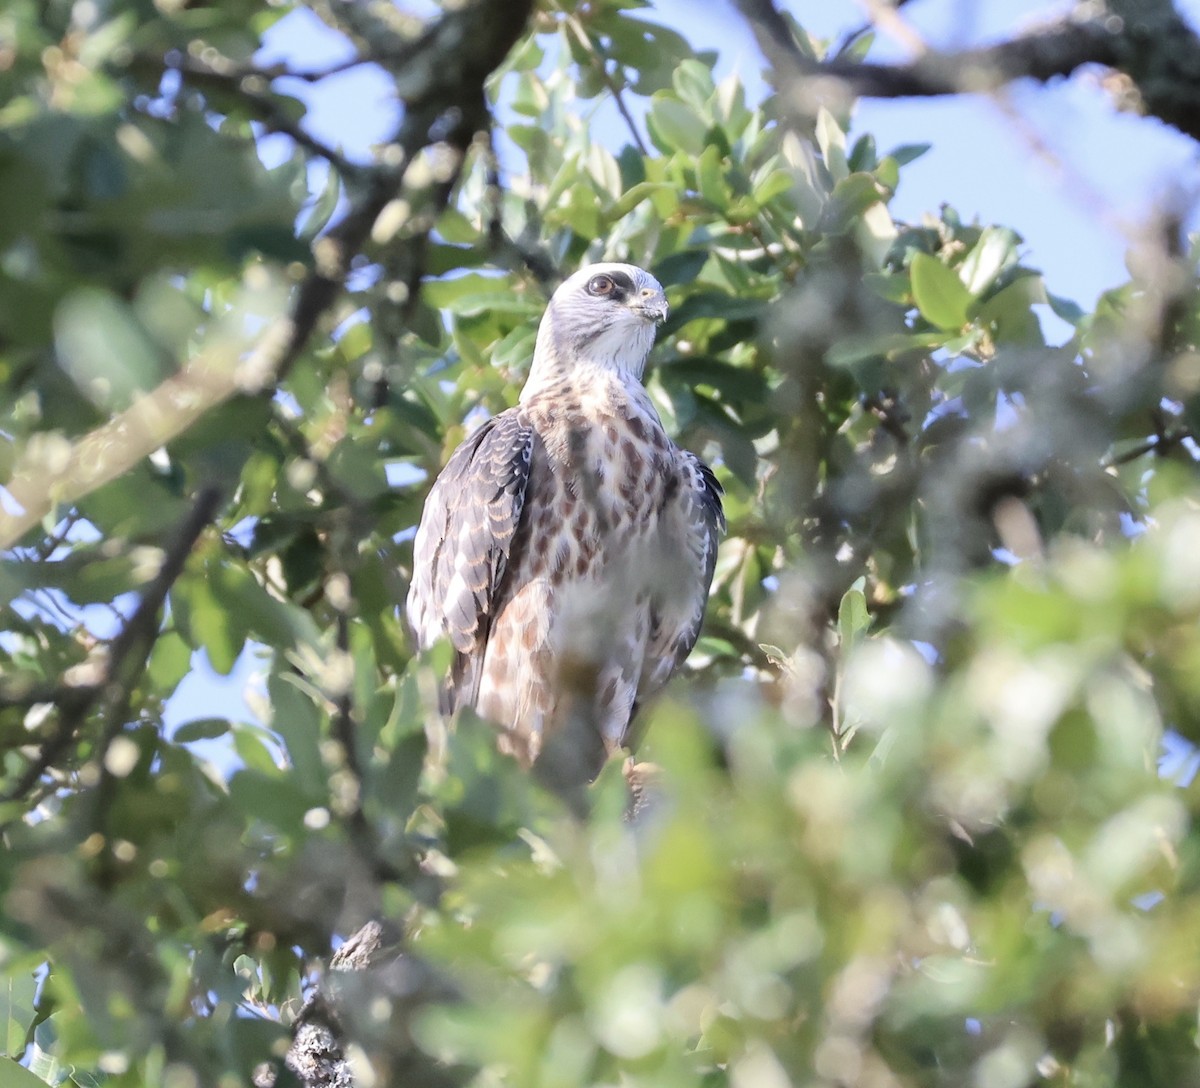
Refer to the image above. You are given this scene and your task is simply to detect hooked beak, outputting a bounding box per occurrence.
[633,291,669,325]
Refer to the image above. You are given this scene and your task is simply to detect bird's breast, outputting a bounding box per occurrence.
[521,400,676,586]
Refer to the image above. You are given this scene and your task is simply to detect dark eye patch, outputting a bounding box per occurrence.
[586,270,634,300]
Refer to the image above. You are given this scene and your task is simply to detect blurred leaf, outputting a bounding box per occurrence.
[173,718,233,743]
[1048,291,1086,325]
[647,97,708,156]
[696,145,727,211]
[888,142,932,166]
[53,288,166,409]
[979,274,1047,345]
[910,251,972,330]
[663,292,765,335]
[228,768,310,830]
[4,4,1200,1086]
[0,1059,52,1088]
[26,1017,67,1085]
[269,669,327,799]
[0,972,36,1057]
[837,579,870,650]
[959,226,1020,296]
[297,164,342,242]
[815,107,849,182]
[820,172,885,233]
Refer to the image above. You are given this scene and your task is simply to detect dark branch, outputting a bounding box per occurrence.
[122,51,363,176]
[1,487,222,808]
[736,0,1121,96]
[481,133,563,291]
[734,0,1200,144]
[268,1,535,389]
[1103,427,1193,467]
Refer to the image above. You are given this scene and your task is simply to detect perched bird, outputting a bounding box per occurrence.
[407,263,724,786]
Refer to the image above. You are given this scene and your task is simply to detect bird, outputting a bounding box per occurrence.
[406,262,724,787]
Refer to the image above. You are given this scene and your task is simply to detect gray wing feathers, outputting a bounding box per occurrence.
[694,455,725,587]
[670,451,725,665]
[636,451,724,713]
[406,410,534,708]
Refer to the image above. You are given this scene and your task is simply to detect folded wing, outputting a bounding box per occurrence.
[406,410,534,709]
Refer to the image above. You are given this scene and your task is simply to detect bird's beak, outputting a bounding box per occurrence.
[633,292,669,325]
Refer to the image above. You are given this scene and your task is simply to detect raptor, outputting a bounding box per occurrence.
[407,263,724,785]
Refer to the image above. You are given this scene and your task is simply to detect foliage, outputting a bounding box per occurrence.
[2,0,1200,1085]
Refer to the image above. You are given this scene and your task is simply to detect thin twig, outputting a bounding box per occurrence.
[330,607,368,837]
[481,131,562,289]
[1103,427,1192,468]
[565,16,650,156]
[832,0,919,59]
[854,0,927,58]
[127,52,362,176]
[2,487,222,808]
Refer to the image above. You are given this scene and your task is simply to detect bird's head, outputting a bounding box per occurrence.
[525,263,668,393]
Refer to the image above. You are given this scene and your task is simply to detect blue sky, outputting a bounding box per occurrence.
[257,0,1200,311]
[165,0,1200,739]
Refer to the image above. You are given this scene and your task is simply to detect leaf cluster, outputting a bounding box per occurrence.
[3,1,1200,1086]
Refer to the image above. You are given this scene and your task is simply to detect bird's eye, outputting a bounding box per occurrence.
[586,274,615,296]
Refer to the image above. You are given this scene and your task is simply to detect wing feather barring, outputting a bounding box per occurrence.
[407,264,724,785]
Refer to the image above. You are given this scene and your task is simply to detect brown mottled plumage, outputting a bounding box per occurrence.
[407,263,724,784]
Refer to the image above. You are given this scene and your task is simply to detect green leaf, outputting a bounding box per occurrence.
[26,1016,66,1085]
[910,252,972,330]
[586,144,622,200]
[959,226,1020,296]
[206,561,318,655]
[661,357,770,405]
[672,57,716,108]
[53,288,166,409]
[609,181,674,220]
[442,291,538,318]
[228,769,311,830]
[978,274,1047,346]
[173,717,233,743]
[653,250,709,286]
[863,272,912,305]
[423,273,518,309]
[857,199,898,269]
[825,330,950,369]
[696,145,727,210]
[269,670,327,798]
[178,575,245,676]
[0,1059,53,1088]
[815,106,848,182]
[1048,291,1086,325]
[888,142,932,166]
[662,292,765,335]
[297,164,342,242]
[0,973,35,1058]
[751,169,793,208]
[820,173,885,234]
[848,133,877,173]
[647,97,708,156]
[231,724,284,777]
[838,579,871,651]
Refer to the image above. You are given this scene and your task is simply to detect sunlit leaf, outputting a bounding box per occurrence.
[910,251,972,330]
[0,973,36,1057]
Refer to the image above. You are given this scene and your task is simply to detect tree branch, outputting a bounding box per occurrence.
[735,0,1200,144]
[1,0,533,552]
[565,16,650,157]
[1,486,222,808]
[152,52,364,176]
